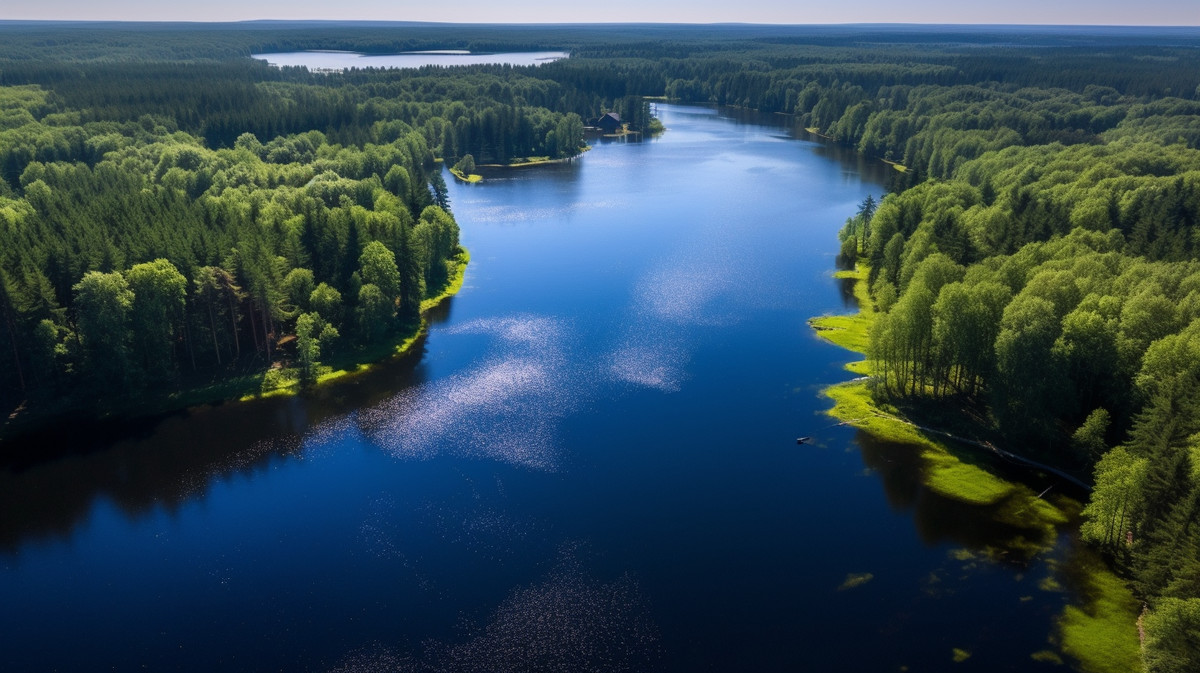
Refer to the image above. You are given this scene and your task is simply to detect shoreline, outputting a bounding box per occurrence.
[808,265,1070,516]
[810,262,1140,673]
[449,167,482,183]
[1,249,470,444]
[245,247,470,400]
[478,146,593,169]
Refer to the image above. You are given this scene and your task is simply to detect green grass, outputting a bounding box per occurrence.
[809,265,874,359]
[449,168,482,183]
[923,450,1015,505]
[1058,559,1142,673]
[421,248,470,312]
[1031,650,1064,665]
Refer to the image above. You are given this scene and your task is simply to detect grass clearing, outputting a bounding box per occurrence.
[1058,558,1142,673]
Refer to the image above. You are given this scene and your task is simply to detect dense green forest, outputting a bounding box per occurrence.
[4,21,1200,672]
[0,65,594,427]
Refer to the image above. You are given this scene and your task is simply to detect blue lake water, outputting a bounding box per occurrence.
[0,105,1088,672]
[253,51,568,70]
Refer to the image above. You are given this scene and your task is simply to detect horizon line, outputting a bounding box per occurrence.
[1,20,1199,29]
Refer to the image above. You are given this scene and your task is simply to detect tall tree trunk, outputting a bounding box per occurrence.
[208,302,222,366]
[226,289,241,359]
[261,300,273,362]
[4,310,25,394]
[248,302,261,353]
[184,321,196,371]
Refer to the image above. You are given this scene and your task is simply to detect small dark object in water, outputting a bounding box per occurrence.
[796,436,813,445]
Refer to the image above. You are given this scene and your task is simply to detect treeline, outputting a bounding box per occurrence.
[0,60,593,172]
[527,43,1200,193]
[0,83,471,415]
[845,117,1200,673]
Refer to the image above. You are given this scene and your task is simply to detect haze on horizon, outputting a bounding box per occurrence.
[2,0,1198,28]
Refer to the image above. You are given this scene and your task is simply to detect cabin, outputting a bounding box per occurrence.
[596,112,622,133]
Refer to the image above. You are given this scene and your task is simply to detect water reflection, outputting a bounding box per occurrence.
[856,430,1077,558]
[360,314,575,471]
[0,324,439,552]
[837,275,859,309]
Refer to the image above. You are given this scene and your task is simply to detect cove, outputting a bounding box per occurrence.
[0,105,1098,672]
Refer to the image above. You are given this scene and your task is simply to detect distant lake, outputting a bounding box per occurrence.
[253,50,569,70]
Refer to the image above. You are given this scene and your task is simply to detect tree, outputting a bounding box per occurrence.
[295,312,321,384]
[1142,598,1200,673]
[881,232,904,287]
[310,283,343,326]
[993,294,1062,438]
[193,266,243,365]
[858,194,878,223]
[359,241,401,303]
[282,268,315,314]
[1082,446,1148,548]
[1054,308,1122,417]
[453,154,476,175]
[555,113,585,157]
[394,219,426,323]
[356,284,392,344]
[1072,408,1112,462]
[73,271,134,390]
[126,259,187,381]
[430,171,450,210]
[0,269,25,394]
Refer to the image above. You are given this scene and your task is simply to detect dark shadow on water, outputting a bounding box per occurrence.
[855,430,1074,558]
[0,330,437,553]
[837,275,860,310]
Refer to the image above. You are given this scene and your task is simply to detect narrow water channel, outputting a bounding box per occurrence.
[1,105,1085,672]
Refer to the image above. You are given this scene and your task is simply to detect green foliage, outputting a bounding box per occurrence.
[358,241,401,303]
[309,283,343,325]
[453,154,476,175]
[1143,598,1200,673]
[125,259,187,381]
[295,311,321,384]
[0,69,487,415]
[72,271,134,389]
[1073,408,1112,462]
[355,283,392,345]
[282,268,315,313]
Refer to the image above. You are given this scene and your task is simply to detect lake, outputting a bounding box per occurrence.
[253,51,569,70]
[0,105,1091,672]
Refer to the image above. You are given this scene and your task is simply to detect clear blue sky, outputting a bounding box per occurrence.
[2,1,1198,26]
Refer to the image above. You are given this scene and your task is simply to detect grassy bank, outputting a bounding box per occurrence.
[810,262,1140,672]
[449,167,483,183]
[809,264,1057,514]
[1,249,471,445]
[479,146,592,169]
[1058,552,1143,673]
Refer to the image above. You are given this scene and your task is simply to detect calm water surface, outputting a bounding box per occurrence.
[2,105,1085,672]
[253,51,568,70]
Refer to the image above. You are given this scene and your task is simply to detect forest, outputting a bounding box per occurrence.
[0,68,595,427]
[3,21,1200,672]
